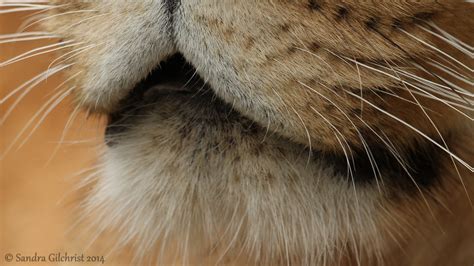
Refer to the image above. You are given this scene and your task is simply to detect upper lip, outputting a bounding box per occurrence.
[115,53,202,107]
[134,53,199,95]
[105,53,205,138]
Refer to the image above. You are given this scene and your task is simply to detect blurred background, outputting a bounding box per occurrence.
[1,7,107,265]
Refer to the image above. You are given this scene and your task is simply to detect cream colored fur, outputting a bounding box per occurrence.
[34,0,474,265]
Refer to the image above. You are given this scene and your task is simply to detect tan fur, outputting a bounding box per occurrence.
[30,0,474,265]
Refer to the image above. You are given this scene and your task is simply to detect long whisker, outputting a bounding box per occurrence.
[418,24,473,57]
[345,91,473,172]
[272,58,313,162]
[20,9,99,32]
[59,13,109,33]
[0,34,58,44]
[429,22,474,53]
[427,60,473,86]
[1,86,74,158]
[382,55,473,208]
[400,29,472,72]
[0,40,80,67]
[371,64,474,118]
[309,105,364,266]
[0,31,54,39]
[17,4,70,31]
[389,65,473,98]
[1,64,73,124]
[0,64,63,105]
[336,56,473,119]
[48,43,99,70]
[17,86,76,150]
[0,6,52,14]
[374,64,473,105]
[0,3,53,9]
[299,81,384,194]
[45,104,82,166]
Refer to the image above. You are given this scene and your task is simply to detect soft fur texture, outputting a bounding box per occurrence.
[24,0,474,264]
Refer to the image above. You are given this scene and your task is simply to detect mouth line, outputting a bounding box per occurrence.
[128,53,201,99]
[105,53,209,137]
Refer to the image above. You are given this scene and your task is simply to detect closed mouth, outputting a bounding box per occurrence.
[105,53,208,138]
[122,53,202,101]
[103,54,445,195]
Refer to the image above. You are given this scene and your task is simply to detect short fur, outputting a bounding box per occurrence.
[22,0,474,264]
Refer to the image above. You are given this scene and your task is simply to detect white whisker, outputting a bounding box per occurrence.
[48,43,100,70]
[21,9,99,32]
[429,22,474,53]
[46,102,82,165]
[427,59,473,86]
[0,31,53,40]
[336,55,473,119]
[346,91,473,172]
[17,86,75,150]
[0,6,50,14]
[383,58,472,208]
[17,4,70,31]
[0,40,80,67]
[377,64,473,101]
[0,34,58,44]
[59,13,109,33]
[1,64,73,124]
[418,24,473,57]
[299,81,383,193]
[1,86,74,159]
[0,65,59,105]
[401,29,473,72]
[0,3,53,9]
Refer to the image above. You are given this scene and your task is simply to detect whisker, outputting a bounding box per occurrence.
[21,9,99,32]
[272,58,313,162]
[1,86,74,158]
[59,13,109,33]
[299,81,383,193]
[370,87,438,113]
[382,56,473,208]
[0,40,80,67]
[17,86,76,150]
[309,106,364,265]
[46,104,82,165]
[0,6,51,14]
[48,42,101,70]
[0,3,53,9]
[0,31,53,40]
[345,91,473,172]
[17,4,70,31]
[418,24,473,57]
[376,64,473,102]
[409,64,473,98]
[0,65,59,105]
[427,60,473,86]
[429,52,471,77]
[429,22,474,53]
[400,29,472,72]
[0,34,58,44]
[1,64,73,124]
[336,56,473,119]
